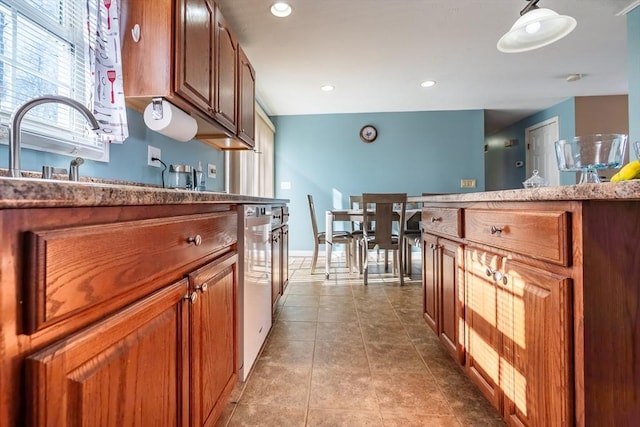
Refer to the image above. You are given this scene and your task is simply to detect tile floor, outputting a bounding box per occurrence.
[216,255,505,426]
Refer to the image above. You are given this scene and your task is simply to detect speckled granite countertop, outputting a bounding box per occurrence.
[415,180,640,203]
[1,176,638,209]
[0,177,288,208]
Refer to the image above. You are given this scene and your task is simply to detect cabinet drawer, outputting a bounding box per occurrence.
[465,209,569,266]
[25,212,237,333]
[422,207,462,238]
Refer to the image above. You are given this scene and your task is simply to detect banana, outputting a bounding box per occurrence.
[611,160,640,182]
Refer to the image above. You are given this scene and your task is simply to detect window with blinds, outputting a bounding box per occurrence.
[0,0,107,162]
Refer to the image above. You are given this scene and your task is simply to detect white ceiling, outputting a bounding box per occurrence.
[217,0,636,134]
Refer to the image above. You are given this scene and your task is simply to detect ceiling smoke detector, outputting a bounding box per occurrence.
[566,73,583,82]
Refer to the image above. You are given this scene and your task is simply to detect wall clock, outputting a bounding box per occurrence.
[359,125,377,143]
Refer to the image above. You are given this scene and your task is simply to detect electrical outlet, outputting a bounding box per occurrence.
[148,145,161,167]
[207,163,217,178]
[460,179,476,188]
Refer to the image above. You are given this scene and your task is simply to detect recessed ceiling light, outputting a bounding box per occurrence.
[320,84,334,92]
[420,80,436,88]
[271,2,292,17]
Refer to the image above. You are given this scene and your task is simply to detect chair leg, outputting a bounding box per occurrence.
[345,243,352,271]
[362,241,368,285]
[311,242,319,274]
[352,239,357,272]
[384,249,389,272]
[398,245,404,286]
[392,250,397,276]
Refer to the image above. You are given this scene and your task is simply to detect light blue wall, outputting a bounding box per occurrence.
[0,108,226,191]
[629,7,640,151]
[485,98,576,189]
[272,110,485,252]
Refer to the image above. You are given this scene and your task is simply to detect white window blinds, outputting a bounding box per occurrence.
[0,0,106,160]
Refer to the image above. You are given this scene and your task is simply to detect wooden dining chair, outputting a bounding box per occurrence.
[307,194,353,274]
[360,193,407,285]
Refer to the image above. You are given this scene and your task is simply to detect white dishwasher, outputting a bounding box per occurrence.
[237,205,272,381]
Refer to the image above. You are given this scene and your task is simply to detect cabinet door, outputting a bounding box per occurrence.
[189,252,238,427]
[422,233,438,331]
[25,279,190,427]
[214,6,238,133]
[281,225,289,294]
[438,239,464,364]
[465,248,502,412]
[175,0,216,113]
[502,260,572,427]
[238,46,256,147]
[271,228,282,312]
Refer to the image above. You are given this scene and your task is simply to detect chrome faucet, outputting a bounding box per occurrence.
[69,157,85,181]
[8,95,100,178]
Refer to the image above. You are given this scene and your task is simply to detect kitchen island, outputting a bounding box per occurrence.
[0,177,287,426]
[415,180,640,427]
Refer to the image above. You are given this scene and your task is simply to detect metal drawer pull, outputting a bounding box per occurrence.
[187,234,202,246]
[184,291,198,304]
[490,225,503,235]
[430,217,441,222]
[485,268,506,284]
[196,282,208,293]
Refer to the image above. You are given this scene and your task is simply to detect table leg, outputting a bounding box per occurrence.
[325,210,333,279]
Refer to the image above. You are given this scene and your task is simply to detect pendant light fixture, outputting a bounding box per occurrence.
[497,0,577,53]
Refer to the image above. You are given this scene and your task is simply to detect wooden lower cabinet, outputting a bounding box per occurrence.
[422,233,464,363]
[25,253,239,427]
[465,247,572,426]
[26,279,191,426]
[189,252,238,426]
[271,227,282,313]
[465,248,502,410]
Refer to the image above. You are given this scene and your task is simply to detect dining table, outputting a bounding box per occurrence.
[324,201,422,279]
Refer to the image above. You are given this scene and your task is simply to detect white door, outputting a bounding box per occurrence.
[526,117,560,186]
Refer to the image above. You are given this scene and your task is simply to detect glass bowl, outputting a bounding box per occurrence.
[555,134,628,184]
[523,170,547,188]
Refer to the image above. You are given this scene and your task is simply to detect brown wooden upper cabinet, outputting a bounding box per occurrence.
[238,46,256,146]
[120,0,255,149]
[214,6,238,134]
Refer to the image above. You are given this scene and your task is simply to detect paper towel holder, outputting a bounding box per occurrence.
[151,97,164,120]
[143,98,199,142]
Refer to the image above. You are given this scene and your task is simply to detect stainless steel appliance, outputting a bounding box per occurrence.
[238,205,272,381]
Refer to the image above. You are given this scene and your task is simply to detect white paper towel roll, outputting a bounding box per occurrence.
[143,99,198,142]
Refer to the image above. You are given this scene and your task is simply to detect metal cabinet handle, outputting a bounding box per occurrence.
[187,234,202,246]
[485,268,506,284]
[490,225,503,235]
[196,282,208,293]
[430,217,441,222]
[184,291,198,304]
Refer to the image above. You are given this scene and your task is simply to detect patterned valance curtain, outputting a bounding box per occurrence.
[86,0,128,143]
